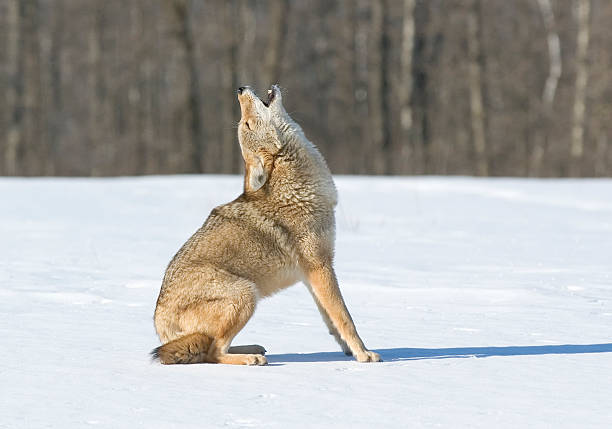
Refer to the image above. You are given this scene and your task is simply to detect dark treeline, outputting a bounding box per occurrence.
[1,0,611,177]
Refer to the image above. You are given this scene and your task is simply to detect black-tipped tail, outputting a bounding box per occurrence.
[150,345,162,362]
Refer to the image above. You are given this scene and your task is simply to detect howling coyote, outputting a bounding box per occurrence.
[152,85,381,365]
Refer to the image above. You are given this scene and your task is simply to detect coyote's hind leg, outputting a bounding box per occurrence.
[209,338,267,365]
[202,278,267,366]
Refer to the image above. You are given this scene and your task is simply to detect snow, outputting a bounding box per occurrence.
[1,175,611,428]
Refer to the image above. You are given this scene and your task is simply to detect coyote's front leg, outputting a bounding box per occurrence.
[306,284,352,355]
[307,265,381,362]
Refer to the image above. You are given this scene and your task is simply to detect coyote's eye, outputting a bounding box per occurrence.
[245,119,254,130]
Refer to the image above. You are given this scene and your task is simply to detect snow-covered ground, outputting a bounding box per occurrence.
[1,175,611,428]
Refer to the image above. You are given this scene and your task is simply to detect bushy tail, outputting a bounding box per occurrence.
[150,333,212,364]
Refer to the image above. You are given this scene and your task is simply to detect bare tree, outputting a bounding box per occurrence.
[168,0,204,173]
[4,0,21,175]
[46,0,65,176]
[396,0,416,173]
[537,0,561,110]
[87,4,102,175]
[570,0,591,176]
[530,0,561,176]
[353,0,370,174]
[366,0,388,174]
[216,0,237,175]
[467,0,488,176]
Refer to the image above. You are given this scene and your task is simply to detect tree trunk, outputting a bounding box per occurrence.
[594,134,607,176]
[467,0,488,176]
[537,0,561,110]
[170,0,204,173]
[570,0,590,177]
[4,0,22,176]
[367,0,387,174]
[218,0,237,174]
[353,0,370,174]
[531,0,561,176]
[87,4,102,176]
[396,0,416,174]
[47,0,65,176]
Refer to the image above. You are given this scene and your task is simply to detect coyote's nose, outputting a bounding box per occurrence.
[237,86,249,95]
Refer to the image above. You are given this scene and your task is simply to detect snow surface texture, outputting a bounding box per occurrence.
[1,176,611,428]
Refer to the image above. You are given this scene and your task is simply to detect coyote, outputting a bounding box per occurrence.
[152,85,381,365]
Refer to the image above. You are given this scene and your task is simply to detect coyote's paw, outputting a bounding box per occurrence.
[355,350,382,363]
[245,354,268,366]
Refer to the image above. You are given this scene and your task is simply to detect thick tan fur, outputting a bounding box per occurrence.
[152,85,381,365]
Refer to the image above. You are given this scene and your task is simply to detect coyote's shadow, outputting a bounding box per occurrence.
[266,343,612,363]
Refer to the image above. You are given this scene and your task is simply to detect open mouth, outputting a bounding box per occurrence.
[262,87,276,107]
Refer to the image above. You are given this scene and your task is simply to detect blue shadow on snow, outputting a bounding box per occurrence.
[266,343,612,363]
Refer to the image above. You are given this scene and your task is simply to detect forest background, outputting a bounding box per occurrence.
[1,0,609,177]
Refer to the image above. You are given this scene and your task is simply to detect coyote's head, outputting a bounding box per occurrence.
[236,85,289,193]
[237,85,337,207]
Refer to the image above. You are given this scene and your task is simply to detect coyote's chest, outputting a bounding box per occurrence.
[256,264,304,298]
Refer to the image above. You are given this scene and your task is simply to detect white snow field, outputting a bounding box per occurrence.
[1,175,611,428]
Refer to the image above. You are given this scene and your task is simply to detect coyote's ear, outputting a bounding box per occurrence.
[269,85,285,113]
[270,85,282,104]
[246,156,268,192]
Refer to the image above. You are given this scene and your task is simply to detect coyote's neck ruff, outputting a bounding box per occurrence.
[152,85,381,365]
